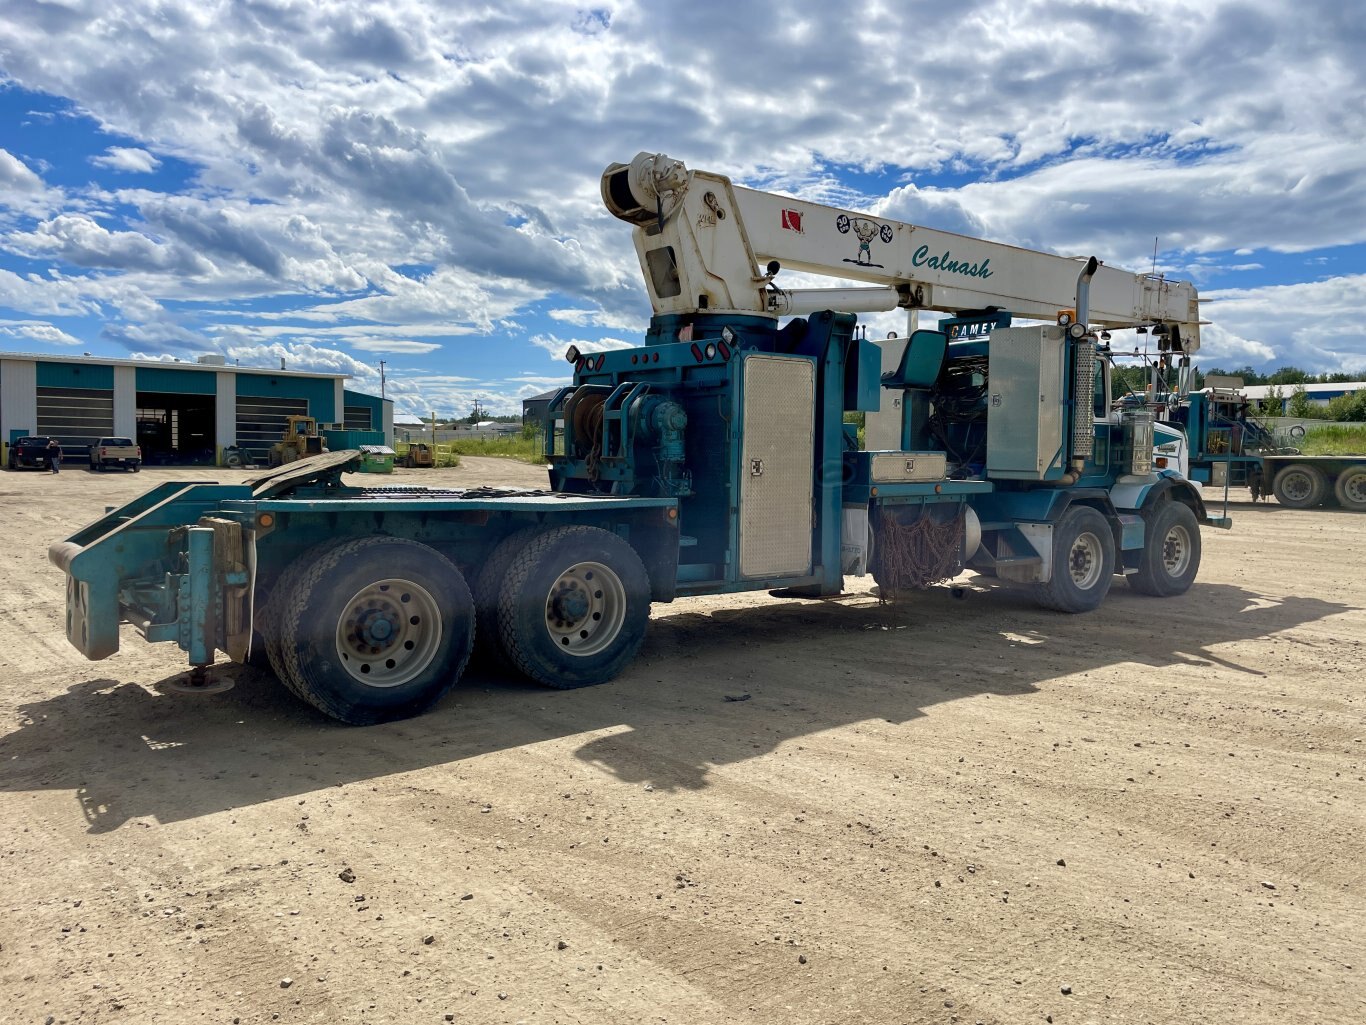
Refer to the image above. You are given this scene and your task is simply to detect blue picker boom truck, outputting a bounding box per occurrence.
[50,152,1225,725]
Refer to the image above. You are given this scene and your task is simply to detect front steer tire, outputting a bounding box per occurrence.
[1031,505,1116,613]
[277,536,475,725]
[497,525,650,689]
[1129,501,1201,597]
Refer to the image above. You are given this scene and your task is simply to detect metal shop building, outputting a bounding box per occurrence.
[0,352,392,464]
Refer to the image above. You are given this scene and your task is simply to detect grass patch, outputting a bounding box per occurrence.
[1299,424,1366,456]
[397,435,546,465]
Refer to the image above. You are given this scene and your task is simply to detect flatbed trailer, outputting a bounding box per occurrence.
[1163,384,1366,511]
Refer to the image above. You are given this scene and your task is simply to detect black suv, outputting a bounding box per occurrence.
[7,436,57,471]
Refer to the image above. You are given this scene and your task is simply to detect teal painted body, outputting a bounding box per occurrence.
[50,309,1215,678]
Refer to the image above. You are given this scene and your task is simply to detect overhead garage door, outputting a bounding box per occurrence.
[344,404,374,430]
[37,386,114,448]
[237,396,308,459]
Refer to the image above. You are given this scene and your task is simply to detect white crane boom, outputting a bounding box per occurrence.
[602,152,1201,352]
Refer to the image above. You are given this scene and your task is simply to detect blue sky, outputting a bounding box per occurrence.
[2,1,1365,417]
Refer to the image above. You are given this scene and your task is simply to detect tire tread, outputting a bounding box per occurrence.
[280,536,473,724]
[496,525,648,689]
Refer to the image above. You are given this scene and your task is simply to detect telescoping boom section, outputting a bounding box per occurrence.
[600,151,1202,350]
[51,152,1222,726]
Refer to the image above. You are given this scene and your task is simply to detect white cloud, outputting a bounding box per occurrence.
[0,147,64,219]
[528,332,635,360]
[0,148,46,192]
[90,146,161,173]
[548,306,648,332]
[0,319,83,346]
[0,0,1364,396]
[8,213,212,275]
[346,338,442,354]
[1200,274,1366,373]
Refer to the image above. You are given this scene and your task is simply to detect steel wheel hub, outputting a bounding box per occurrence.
[1067,532,1104,590]
[1162,524,1191,576]
[1344,474,1366,505]
[335,578,442,688]
[1282,473,1311,501]
[544,561,626,657]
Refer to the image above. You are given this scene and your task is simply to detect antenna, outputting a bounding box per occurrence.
[1151,236,1159,278]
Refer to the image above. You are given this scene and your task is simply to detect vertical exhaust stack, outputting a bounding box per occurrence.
[1067,257,1101,476]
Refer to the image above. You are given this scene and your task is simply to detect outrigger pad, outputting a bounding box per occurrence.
[244,449,363,498]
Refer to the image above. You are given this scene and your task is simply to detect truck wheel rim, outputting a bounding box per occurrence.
[544,561,626,657]
[334,578,442,688]
[1161,524,1192,577]
[1344,473,1366,505]
[1067,532,1103,590]
[1282,472,1311,501]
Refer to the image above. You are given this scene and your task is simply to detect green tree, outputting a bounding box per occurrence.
[1257,385,1285,417]
[1286,385,1315,419]
[1203,365,1264,386]
[1269,366,1309,385]
[1324,392,1366,422]
[1110,365,1150,398]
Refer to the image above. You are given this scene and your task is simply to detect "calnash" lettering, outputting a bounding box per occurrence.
[911,245,993,279]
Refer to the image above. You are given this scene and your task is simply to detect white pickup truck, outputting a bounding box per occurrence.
[88,436,142,472]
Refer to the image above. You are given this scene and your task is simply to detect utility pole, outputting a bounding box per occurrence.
[378,360,387,401]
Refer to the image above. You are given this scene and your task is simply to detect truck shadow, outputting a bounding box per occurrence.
[0,580,1354,833]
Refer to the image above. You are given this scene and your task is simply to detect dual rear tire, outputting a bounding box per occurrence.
[260,526,650,724]
[268,536,476,725]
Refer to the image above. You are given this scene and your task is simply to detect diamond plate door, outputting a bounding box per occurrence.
[739,355,815,577]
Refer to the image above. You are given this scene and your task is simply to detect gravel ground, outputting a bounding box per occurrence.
[1,458,1362,1024]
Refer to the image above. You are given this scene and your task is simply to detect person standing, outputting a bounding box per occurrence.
[47,438,62,474]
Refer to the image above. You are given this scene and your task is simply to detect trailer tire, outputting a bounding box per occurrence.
[472,527,543,670]
[1129,501,1201,597]
[1333,466,1366,512]
[1031,506,1115,613]
[497,525,649,689]
[1272,463,1328,509]
[259,559,315,702]
[279,536,475,725]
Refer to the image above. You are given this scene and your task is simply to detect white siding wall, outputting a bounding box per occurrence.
[215,371,237,449]
[333,379,345,427]
[113,366,137,438]
[383,399,394,446]
[0,358,38,441]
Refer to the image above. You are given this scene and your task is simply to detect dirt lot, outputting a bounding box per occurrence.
[1,457,1362,1025]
